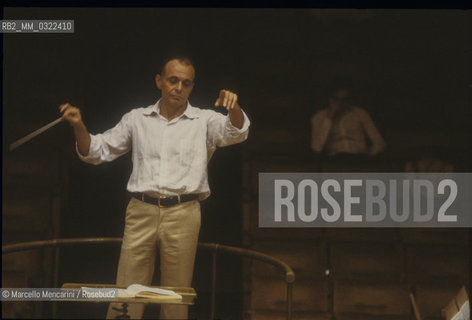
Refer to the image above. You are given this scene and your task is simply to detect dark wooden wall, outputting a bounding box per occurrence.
[2,8,471,319]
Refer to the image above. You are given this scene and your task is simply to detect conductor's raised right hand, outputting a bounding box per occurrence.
[59,102,91,156]
[59,103,83,127]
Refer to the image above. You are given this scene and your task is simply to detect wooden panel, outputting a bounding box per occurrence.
[252,241,327,280]
[330,243,404,282]
[249,309,332,320]
[1,270,34,318]
[333,282,411,316]
[335,314,413,320]
[2,194,51,242]
[248,228,325,242]
[326,228,398,243]
[1,270,28,287]
[414,284,463,319]
[2,195,50,219]
[248,158,318,195]
[4,150,60,185]
[245,198,325,242]
[251,276,329,312]
[398,228,468,246]
[2,251,42,278]
[406,245,469,284]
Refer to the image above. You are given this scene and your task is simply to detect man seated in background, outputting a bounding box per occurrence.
[311,83,386,157]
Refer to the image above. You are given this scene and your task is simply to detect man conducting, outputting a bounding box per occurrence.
[60,56,250,319]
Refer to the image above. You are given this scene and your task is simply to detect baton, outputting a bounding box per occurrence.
[9,117,63,151]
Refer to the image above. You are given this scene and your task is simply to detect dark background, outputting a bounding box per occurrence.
[2,7,471,319]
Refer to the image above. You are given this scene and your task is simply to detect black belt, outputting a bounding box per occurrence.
[130,192,199,208]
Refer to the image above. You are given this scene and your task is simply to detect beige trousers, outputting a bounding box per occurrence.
[106,197,201,319]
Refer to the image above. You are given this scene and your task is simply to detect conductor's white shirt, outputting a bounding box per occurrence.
[77,100,250,200]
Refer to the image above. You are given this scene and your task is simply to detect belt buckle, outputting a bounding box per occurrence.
[157,195,166,208]
[157,195,181,208]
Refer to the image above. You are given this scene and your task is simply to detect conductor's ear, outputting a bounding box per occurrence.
[155,74,162,90]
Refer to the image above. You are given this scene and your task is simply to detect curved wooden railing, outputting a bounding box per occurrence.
[2,238,295,320]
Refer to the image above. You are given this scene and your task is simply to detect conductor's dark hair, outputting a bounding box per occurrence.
[158,55,195,76]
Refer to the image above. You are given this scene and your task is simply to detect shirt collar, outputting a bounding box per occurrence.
[142,99,199,119]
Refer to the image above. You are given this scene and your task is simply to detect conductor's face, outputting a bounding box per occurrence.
[155,59,195,109]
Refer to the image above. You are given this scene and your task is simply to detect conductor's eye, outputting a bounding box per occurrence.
[168,77,179,84]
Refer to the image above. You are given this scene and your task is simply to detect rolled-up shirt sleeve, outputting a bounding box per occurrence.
[76,112,132,165]
[208,109,250,147]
